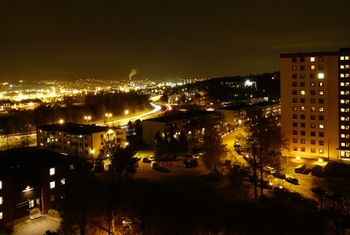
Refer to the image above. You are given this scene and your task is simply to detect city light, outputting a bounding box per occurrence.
[244,80,254,87]
[22,186,33,193]
[59,119,64,124]
[84,115,92,122]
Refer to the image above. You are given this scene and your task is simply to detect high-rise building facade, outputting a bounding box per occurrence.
[280,48,350,161]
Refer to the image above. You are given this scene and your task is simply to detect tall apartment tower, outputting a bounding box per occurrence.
[280,48,350,161]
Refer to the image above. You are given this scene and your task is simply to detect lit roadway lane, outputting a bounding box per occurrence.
[101,102,165,126]
[220,126,319,200]
[0,102,168,151]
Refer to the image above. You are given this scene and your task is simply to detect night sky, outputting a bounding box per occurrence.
[1,0,350,81]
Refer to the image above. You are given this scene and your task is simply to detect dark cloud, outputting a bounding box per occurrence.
[0,0,349,81]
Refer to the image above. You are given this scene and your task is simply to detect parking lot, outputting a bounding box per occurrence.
[12,215,61,235]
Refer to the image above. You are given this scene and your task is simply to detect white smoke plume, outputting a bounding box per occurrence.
[129,69,137,81]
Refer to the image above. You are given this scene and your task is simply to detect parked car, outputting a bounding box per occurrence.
[258,180,273,189]
[183,159,198,168]
[150,161,159,168]
[285,177,299,185]
[142,157,151,163]
[273,171,286,179]
[153,166,170,173]
[263,166,276,174]
[311,165,324,177]
[311,187,327,195]
[295,164,307,174]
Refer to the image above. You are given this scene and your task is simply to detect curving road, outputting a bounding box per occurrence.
[0,102,168,151]
[102,102,163,126]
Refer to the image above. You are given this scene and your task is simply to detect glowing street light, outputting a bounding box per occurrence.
[58,119,64,124]
[105,113,113,122]
[84,115,91,123]
[22,185,33,193]
[124,109,129,115]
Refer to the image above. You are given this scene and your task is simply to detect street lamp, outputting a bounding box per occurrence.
[84,115,91,123]
[58,119,64,124]
[22,186,33,209]
[124,109,129,115]
[105,113,113,122]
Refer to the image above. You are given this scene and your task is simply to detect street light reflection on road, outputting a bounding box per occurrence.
[102,103,162,126]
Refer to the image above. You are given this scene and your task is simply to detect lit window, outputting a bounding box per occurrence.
[341,65,345,69]
[340,56,345,60]
[341,117,345,121]
[341,142,346,147]
[341,99,345,104]
[346,56,350,60]
[319,107,324,112]
[0,181,2,189]
[29,200,34,208]
[318,73,324,79]
[341,74,345,78]
[319,124,324,129]
[70,164,74,170]
[61,178,65,185]
[319,90,324,95]
[0,197,2,205]
[301,106,305,111]
[341,125,345,130]
[49,168,55,176]
[341,134,346,138]
[301,90,306,95]
[310,57,315,62]
[319,149,324,154]
[0,212,3,220]
[310,65,316,70]
[311,107,316,112]
[50,181,55,189]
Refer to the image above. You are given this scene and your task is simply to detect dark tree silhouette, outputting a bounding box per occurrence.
[111,147,139,180]
[178,131,189,153]
[202,116,227,174]
[246,109,284,197]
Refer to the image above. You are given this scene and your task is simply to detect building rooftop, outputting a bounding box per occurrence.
[0,148,70,178]
[37,122,108,135]
[220,101,277,111]
[280,48,350,58]
[280,51,339,58]
[144,110,217,123]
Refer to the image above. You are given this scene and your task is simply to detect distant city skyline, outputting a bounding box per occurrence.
[1,0,350,81]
